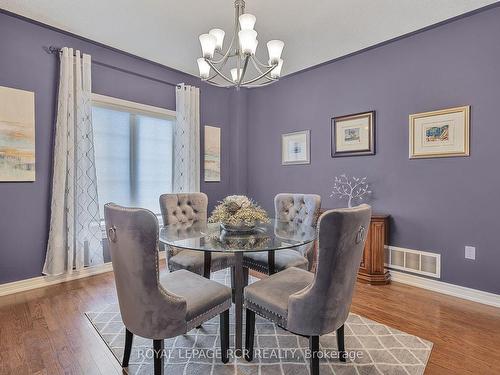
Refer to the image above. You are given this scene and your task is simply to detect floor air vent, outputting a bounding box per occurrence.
[385,246,441,278]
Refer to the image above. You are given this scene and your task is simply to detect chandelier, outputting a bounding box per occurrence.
[197,0,284,88]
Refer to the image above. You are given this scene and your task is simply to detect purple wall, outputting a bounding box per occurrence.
[0,12,242,284]
[246,7,500,294]
[1,7,499,294]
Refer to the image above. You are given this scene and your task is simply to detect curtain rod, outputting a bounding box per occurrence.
[45,46,182,88]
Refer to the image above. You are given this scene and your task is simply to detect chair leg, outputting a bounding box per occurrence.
[243,267,249,287]
[309,335,319,375]
[219,309,230,363]
[337,324,346,362]
[231,266,235,288]
[153,339,164,375]
[122,328,133,367]
[268,250,275,275]
[203,252,212,279]
[230,267,236,303]
[245,309,255,361]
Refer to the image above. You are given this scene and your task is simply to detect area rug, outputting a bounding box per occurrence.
[86,270,432,375]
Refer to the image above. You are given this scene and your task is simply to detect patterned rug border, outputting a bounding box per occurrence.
[85,311,128,369]
[86,270,433,375]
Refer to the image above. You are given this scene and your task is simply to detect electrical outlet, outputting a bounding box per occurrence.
[465,246,476,260]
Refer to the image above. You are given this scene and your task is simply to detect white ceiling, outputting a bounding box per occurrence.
[1,0,497,77]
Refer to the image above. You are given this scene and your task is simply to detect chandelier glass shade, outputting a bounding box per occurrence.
[197,0,284,88]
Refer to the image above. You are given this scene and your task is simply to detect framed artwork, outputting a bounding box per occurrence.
[204,125,221,182]
[282,130,310,165]
[0,86,35,181]
[409,106,470,159]
[331,111,375,157]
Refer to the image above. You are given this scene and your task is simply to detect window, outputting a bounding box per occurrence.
[92,94,175,217]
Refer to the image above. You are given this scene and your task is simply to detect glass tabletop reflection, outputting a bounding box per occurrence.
[159,219,316,253]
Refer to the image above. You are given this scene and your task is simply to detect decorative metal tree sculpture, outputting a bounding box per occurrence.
[330,174,371,208]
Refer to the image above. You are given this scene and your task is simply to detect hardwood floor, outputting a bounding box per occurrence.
[0,267,499,374]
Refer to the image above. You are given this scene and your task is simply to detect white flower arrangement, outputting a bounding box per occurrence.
[209,195,270,228]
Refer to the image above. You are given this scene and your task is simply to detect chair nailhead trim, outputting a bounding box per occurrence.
[243,258,271,274]
[244,299,287,326]
[167,254,236,275]
[243,255,308,274]
[186,299,232,330]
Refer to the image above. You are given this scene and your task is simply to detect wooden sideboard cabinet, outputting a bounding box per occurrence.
[315,211,390,285]
[358,214,391,285]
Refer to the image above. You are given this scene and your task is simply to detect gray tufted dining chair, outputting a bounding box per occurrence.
[243,205,372,375]
[159,193,235,276]
[104,203,232,375]
[243,193,321,275]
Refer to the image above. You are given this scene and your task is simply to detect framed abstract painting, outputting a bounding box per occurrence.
[331,111,375,157]
[282,130,310,165]
[0,86,35,181]
[204,125,221,182]
[409,106,470,159]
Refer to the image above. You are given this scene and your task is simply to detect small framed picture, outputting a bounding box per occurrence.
[331,111,375,157]
[409,106,470,159]
[281,130,310,165]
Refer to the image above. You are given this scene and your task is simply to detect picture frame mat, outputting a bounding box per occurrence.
[281,130,310,165]
[409,105,470,159]
[331,111,375,157]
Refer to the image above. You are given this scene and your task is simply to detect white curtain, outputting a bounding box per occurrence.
[43,47,103,276]
[173,83,200,192]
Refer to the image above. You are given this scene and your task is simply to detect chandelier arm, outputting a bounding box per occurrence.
[262,73,277,81]
[252,54,275,68]
[251,56,278,79]
[249,55,266,75]
[206,71,223,82]
[241,64,278,85]
[210,30,237,65]
[207,48,239,82]
[237,55,250,86]
[205,52,232,81]
[206,60,236,85]
[264,75,278,81]
[203,79,228,87]
[210,51,229,65]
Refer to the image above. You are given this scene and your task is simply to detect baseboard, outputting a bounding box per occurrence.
[0,251,167,297]
[0,263,114,297]
[390,270,500,308]
[2,254,498,308]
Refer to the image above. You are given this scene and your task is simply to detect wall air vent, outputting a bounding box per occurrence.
[385,246,441,278]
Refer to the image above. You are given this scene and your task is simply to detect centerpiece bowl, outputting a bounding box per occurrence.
[209,195,269,234]
[220,222,256,233]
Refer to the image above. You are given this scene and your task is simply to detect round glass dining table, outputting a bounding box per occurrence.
[159,219,316,352]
